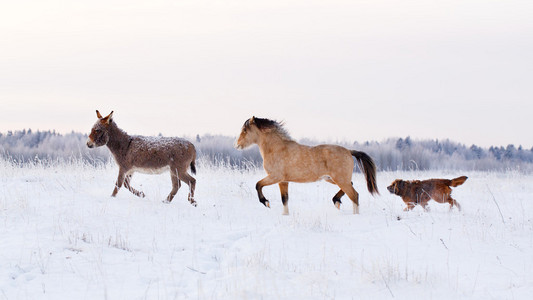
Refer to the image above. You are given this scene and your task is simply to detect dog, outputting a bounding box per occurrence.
[387,176,467,211]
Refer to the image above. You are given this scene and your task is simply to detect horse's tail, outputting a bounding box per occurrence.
[351,150,379,195]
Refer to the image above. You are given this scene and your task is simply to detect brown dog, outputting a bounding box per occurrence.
[387,176,467,211]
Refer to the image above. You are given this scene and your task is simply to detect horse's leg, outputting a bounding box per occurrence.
[256,175,281,208]
[124,174,145,198]
[332,190,345,209]
[278,182,289,215]
[325,178,345,209]
[177,169,196,207]
[111,168,126,197]
[336,181,359,214]
[165,169,181,203]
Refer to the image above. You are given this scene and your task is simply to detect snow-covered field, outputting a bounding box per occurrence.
[1,159,532,299]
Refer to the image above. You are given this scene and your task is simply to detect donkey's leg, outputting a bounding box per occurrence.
[124,175,145,198]
[165,169,181,203]
[178,170,196,207]
[278,182,289,215]
[111,169,126,197]
[256,175,281,208]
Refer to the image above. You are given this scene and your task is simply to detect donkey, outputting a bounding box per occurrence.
[87,110,197,205]
[235,117,379,215]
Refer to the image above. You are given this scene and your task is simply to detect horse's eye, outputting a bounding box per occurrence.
[95,129,102,133]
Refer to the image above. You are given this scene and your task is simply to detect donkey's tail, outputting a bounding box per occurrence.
[190,160,197,175]
[351,150,379,195]
[190,149,197,175]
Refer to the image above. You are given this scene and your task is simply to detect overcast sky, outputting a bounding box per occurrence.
[1,0,532,148]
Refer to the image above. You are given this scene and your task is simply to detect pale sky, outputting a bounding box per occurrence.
[1,0,532,148]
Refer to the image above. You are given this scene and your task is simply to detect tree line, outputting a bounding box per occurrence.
[1,129,532,171]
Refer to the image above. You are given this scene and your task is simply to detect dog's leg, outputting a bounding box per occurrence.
[404,201,415,211]
[422,201,431,212]
[447,196,461,211]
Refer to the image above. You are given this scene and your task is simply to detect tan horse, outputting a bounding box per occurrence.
[235,117,379,215]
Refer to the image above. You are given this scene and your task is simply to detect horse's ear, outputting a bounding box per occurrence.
[102,111,114,124]
[96,110,103,119]
[250,116,256,124]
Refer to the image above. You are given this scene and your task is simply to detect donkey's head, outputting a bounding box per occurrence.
[235,117,261,149]
[87,110,114,148]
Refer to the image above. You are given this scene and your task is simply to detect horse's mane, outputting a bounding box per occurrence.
[248,117,292,141]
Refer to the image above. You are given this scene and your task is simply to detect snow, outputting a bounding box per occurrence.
[1,159,532,299]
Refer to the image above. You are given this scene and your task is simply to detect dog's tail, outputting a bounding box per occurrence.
[450,176,467,187]
[351,150,379,195]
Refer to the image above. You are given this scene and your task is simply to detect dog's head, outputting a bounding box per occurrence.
[387,179,406,195]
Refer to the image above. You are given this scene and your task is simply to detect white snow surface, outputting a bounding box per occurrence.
[1,159,532,299]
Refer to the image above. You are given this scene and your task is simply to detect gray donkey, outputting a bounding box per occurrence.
[87,110,197,205]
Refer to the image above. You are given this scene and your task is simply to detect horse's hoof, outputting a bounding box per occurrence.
[335,202,341,210]
[265,200,270,208]
[162,200,171,204]
[139,192,145,198]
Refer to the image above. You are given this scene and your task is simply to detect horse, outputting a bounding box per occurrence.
[235,117,379,215]
[86,110,197,205]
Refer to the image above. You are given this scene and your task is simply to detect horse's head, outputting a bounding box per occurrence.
[87,110,114,148]
[235,117,260,149]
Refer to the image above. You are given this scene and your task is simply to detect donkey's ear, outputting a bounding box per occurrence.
[96,110,103,119]
[102,111,114,124]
